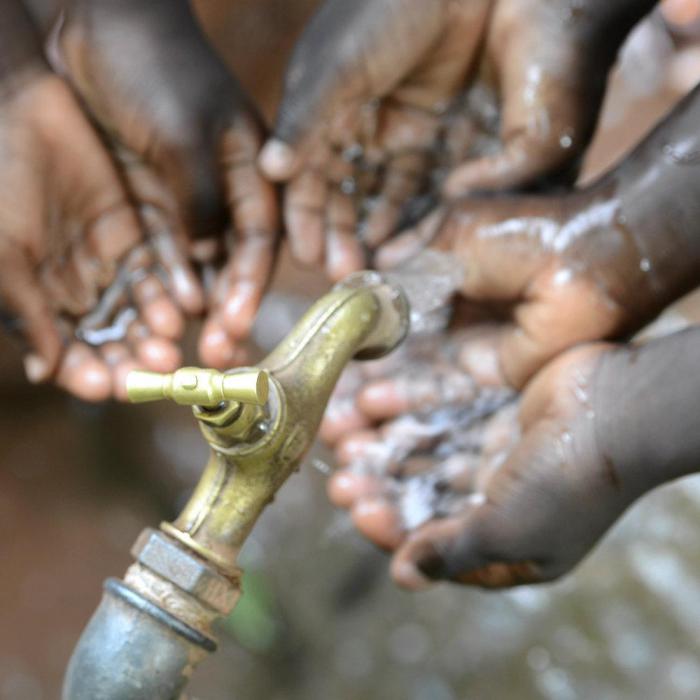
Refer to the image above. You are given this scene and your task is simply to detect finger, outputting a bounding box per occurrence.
[141,205,205,315]
[444,132,571,196]
[351,497,405,551]
[136,337,182,372]
[336,422,416,472]
[132,273,185,340]
[319,397,371,447]
[100,341,141,402]
[357,366,476,421]
[87,203,143,277]
[375,207,448,269]
[0,242,62,382]
[327,470,384,508]
[456,328,509,387]
[392,509,542,590]
[127,320,182,372]
[435,452,482,493]
[390,514,478,589]
[44,249,97,317]
[220,122,279,337]
[361,151,427,248]
[479,404,520,458]
[497,269,620,388]
[56,341,112,402]
[284,169,328,266]
[325,190,365,281]
[198,315,236,369]
[334,429,382,466]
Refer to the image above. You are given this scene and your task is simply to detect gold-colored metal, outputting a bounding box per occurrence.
[126,367,269,407]
[127,272,409,576]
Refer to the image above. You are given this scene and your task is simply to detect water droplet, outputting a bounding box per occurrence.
[559,134,573,149]
[311,458,331,475]
[342,143,363,162]
[468,492,486,507]
[340,177,356,195]
[639,258,651,272]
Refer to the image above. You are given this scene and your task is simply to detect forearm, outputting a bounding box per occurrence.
[0,1,47,85]
[595,328,700,497]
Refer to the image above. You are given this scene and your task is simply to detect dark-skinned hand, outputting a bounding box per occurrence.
[376,80,700,388]
[260,0,655,281]
[56,0,279,368]
[325,327,700,590]
[0,68,184,401]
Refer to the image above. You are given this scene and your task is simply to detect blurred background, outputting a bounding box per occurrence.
[3,1,700,698]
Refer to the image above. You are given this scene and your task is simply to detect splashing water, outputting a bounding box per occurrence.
[75,248,152,347]
[384,250,465,335]
[339,250,517,529]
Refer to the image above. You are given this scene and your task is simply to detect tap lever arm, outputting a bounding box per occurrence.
[126,367,269,408]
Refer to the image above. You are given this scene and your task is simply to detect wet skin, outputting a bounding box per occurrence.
[260,0,656,280]
[325,329,700,590]
[322,83,700,590]
[378,82,700,389]
[0,1,183,401]
[56,0,279,368]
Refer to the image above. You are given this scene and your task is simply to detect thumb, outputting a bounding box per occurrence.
[391,508,542,590]
[378,196,555,301]
[390,510,490,588]
[443,130,579,197]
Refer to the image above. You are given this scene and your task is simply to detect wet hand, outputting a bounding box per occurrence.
[377,186,661,389]
[326,341,639,591]
[260,0,493,279]
[56,0,279,368]
[0,71,184,401]
[260,0,651,280]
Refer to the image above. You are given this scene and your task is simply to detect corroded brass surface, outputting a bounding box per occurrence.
[128,273,409,575]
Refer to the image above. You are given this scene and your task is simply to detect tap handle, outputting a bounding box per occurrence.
[126,367,269,408]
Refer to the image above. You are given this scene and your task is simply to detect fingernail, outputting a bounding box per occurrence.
[172,268,204,315]
[24,354,49,383]
[260,140,297,180]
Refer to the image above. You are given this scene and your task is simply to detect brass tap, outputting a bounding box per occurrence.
[62,272,409,700]
[124,272,409,572]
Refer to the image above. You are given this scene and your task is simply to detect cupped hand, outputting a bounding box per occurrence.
[261,0,651,280]
[0,71,183,401]
[376,185,659,389]
[56,0,279,368]
[325,339,637,591]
